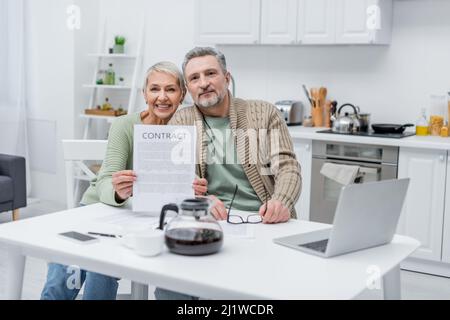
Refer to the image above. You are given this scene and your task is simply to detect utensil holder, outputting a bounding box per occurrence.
[312,106,324,127]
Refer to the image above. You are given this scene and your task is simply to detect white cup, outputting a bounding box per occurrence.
[122,229,165,257]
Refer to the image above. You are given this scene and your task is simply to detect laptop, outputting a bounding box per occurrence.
[273,178,410,258]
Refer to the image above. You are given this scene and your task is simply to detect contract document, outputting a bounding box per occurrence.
[133,125,196,213]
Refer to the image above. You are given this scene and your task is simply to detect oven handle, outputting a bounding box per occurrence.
[314,156,398,167]
[321,158,384,170]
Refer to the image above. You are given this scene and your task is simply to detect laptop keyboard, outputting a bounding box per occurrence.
[299,239,329,253]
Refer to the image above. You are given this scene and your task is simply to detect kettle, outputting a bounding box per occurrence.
[159,197,224,256]
[332,103,361,133]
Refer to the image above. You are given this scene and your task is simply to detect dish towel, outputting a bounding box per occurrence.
[320,163,360,186]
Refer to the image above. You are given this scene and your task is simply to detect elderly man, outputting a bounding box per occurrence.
[170,47,301,224]
[154,47,302,301]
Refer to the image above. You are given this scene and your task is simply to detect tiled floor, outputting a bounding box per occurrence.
[1,200,450,300]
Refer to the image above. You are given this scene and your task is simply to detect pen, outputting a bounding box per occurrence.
[88,232,121,238]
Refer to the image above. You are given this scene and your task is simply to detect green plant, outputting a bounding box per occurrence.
[115,36,126,45]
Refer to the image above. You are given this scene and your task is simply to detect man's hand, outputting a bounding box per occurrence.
[259,200,290,224]
[193,178,208,196]
[112,170,136,202]
[208,195,228,221]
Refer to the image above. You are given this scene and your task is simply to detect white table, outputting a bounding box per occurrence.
[0,203,420,300]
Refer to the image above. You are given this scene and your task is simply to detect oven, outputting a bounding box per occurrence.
[310,140,399,224]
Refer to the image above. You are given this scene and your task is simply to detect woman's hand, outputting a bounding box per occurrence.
[112,170,137,202]
[193,178,208,196]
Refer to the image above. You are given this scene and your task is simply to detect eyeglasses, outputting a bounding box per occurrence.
[226,185,267,225]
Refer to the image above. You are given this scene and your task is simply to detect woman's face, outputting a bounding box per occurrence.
[144,71,184,121]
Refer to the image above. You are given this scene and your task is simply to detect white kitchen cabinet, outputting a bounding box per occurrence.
[194,0,261,44]
[335,0,392,44]
[293,139,312,220]
[261,0,298,44]
[297,0,335,44]
[397,148,446,262]
[194,0,392,45]
[441,155,450,263]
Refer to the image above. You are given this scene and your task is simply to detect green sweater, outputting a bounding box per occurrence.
[80,113,142,206]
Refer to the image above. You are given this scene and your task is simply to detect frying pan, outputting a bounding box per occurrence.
[371,123,414,134]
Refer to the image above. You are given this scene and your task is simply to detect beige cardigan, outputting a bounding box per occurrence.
[169,96,302,218]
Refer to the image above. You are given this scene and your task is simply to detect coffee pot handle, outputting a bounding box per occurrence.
[159,204,179,230]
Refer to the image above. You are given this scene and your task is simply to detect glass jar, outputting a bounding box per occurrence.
[416,108,429,136]
[96,70,105,85]
[447,92,450,130]
[429,95,446,136]
[303,115,313,127]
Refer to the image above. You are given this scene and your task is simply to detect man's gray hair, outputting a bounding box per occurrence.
[143,61,186,94]
[182,47,227,75]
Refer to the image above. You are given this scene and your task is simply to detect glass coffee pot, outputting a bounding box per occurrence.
[158,198,224,256]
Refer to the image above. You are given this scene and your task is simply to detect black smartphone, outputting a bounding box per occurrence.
[58,231,99,244]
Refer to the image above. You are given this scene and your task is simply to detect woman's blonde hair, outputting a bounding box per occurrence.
[142,61,186,96]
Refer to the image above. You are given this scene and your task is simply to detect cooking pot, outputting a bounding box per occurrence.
[354,106,370,133]
[371,123,414,134]
[332,103,361,133]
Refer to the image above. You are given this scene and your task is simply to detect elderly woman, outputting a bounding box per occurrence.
[40,61,207,300]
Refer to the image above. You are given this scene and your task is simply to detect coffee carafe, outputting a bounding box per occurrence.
[159,198,224,256]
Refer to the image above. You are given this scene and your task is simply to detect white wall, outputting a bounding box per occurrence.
[95,0,197,112]
[26,0,76,205]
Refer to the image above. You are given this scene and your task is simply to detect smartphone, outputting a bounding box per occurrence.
[58,231,100,244]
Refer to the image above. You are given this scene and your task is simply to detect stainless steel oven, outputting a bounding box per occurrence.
[310,140,399,224]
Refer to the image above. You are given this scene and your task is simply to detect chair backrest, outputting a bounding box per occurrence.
[62,140,107,209]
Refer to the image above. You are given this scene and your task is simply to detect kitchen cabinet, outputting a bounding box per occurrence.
[397,148,446,262]
[335,0,392,44]
[261,0,297,44]
[195,0,392,45]
[297,0,335,44]
[293,139,312,220]
[442,156,450,263]
[194,0,261,44]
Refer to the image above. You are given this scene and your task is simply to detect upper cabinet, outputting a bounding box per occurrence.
[297,0,336,44]
[195,0,261,45]
[261,0,297,44]
[335,0,392,44]
[194,0,392,45]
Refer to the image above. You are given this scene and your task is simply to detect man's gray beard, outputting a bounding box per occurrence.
[197,91,226,108]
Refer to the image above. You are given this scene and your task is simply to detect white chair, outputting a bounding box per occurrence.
[62,140,107,209]
[62,139,150,299]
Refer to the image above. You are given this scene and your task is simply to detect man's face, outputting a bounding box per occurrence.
[184,55,230,109]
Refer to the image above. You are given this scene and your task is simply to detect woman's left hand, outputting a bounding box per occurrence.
[193,178,208,196]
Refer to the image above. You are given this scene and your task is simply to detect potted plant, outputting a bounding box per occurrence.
[114,36,126,54]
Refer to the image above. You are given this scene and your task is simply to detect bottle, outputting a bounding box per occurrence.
[102,98,112,111]
[105,63,115,85]
[416,108,429,136]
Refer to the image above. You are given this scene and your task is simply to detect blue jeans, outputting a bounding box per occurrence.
[154,287,199,300]
[40,263,119,300]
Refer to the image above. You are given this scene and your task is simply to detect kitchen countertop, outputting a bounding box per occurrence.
[288,126,450,151]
